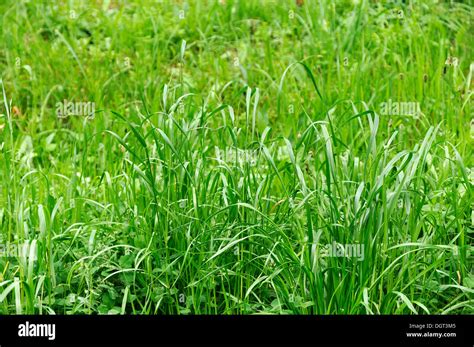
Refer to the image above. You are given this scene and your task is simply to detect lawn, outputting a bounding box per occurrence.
[0,0,472,314]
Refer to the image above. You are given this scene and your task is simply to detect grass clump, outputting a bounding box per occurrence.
[0,0,472,314]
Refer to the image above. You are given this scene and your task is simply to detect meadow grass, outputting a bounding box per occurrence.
[0,0,472,314]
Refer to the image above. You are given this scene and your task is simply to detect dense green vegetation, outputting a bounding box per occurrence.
[0,0,472,314]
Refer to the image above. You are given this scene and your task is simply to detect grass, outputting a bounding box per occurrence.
[0,0,472,315]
